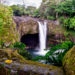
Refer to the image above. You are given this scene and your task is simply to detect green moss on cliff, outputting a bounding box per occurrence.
[63,46,75,75]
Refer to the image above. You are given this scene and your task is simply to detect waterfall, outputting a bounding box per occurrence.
[38,21,47,51]
[34,21,48,56]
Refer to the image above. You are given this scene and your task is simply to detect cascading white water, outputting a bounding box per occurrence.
[38,21,47,51]
[34,21,49,56]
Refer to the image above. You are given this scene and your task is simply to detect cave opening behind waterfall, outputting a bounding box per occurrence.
[20,21,48,57]
[21,33,39,50]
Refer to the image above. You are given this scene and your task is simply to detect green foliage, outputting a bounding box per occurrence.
[26,6,36,16]
[33,9,40,18]
[38,2,56,19]
[47,16,55,20]
[64,19,69,27]
[62,17,75,30]
[11,5,26,16]
[13,42,25,50]
[55,0,75,17]
[10,0,75,19]
[32,56,46,61]
[11,5,37,16]
[0,4,18,47]
[12,42,32,60]
[32,41,74,66]
[59,16,65,23]
[45,41,74,66]
[0,5,13,36]
[69,17,75,29]
[39,0,75,19]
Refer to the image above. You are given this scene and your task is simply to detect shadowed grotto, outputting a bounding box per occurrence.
[21,33,39,49]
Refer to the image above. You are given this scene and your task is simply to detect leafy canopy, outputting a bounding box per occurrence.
[0,4,18,48]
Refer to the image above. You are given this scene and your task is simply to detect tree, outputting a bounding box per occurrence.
[26,6,36,16]
[55,0,75,17]
[37,0,63,19]
[0,4,18,48]
[11,5,27,16]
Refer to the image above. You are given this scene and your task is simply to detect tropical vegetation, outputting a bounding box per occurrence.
[0,0,75,67]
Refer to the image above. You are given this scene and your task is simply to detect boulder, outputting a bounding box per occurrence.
[0,48,64,75]
[63,46,75,75]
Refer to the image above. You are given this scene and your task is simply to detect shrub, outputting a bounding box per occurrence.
[32,56,46,61]
[33,9,40,18]
[32,41,73,66]
[11,42,32,60]
[11,5,26,16]
[45,41,74,66]
[69,17,75,30]
[62,17,75,30]
[47,16,55,20]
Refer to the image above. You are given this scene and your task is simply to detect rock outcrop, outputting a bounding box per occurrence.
[13,16,66,47]
[13,16,62,36]
[13,16,38,36]
[63,46,75,75]
[0,48,64,75]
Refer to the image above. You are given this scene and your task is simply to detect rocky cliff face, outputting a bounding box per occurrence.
[13,16,66,49]
[13,16,61,35]
[13,16,38,36]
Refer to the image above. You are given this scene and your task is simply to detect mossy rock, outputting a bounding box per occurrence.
[0,48,26,62]
[0,48,64,75]
[63,46,75,75]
